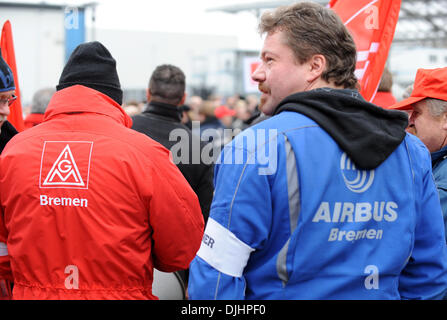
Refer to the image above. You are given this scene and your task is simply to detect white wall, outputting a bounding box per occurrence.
[389,47,447,85]
[90,28,238,97]
[0,7,65,105]
[0,6,239,105]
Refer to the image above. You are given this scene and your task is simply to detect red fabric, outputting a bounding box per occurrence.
[329,0,401,102]
[215,105,235,119]
[1,21,24,131]
[390,67,447,110]
[371,91,397,109]
[0,85,204,299]
[24,113,44,129]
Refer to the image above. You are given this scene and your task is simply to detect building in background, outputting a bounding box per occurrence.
[0,1,257,106]
[94,28,239,103]
[389,47,447,100]
[0,2,66,107]
[1,0,446,106]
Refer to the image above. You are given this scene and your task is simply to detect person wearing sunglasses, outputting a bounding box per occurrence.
[0,50,18,154]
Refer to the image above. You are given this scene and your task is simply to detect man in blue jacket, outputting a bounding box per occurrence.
[391,67,447,243]
[188,2,447,299]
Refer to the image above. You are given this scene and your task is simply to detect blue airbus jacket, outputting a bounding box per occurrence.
[432,146,447,242]
[188,88,447,300]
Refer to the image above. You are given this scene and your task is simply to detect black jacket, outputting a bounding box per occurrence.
[131,101,214,222]
[0,121,18,154]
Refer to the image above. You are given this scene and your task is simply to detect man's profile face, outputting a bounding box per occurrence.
[408,100,447,153]
[0,90,14,132]
[251,30,313,116]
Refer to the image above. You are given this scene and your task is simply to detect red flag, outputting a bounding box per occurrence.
[1,20,24,132]
[329,0,401,102]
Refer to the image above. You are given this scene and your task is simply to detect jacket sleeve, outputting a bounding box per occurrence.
[399,151,447,299]
[148,149,205,273]
[0,198,12,299]
[188,136,275,299]
[194,163,214,223]
[436,185,447,243]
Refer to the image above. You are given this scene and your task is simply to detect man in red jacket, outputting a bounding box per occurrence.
[0,41,204,299]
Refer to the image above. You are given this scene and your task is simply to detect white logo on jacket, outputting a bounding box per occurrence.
[39,141,93,189]
[340,152,375,193]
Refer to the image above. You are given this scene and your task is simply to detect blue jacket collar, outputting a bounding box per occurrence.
[431,145,447,164]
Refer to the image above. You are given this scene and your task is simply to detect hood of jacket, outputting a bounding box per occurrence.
[274,88,409,169]
[43,85,132,128]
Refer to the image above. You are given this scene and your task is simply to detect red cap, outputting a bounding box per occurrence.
[214,105,236,119]
[390,67,447,110]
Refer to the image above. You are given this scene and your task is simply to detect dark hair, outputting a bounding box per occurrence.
[258,2,358,89]
[378,67,393,92]
[149,64,185,105]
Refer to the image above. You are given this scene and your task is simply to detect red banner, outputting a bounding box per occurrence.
[1,20,24,132]
[329,0,401,102]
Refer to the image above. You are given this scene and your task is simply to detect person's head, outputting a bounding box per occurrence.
[402,84,414,100]
[251,2,357,115]
[214,105,235,128]
[0,49,16,131]
[57,41,123,105]
[408,99,447,152]
[390,67,447,152]
[197,100,217,122]
[234,99,251,121]
[187,95,203,111]
[30,87,55,114]
[147,64,186,106]
[245,94,259,113]
[378,67,393,93]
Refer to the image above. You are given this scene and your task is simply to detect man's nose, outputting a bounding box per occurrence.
[251,63,265,83]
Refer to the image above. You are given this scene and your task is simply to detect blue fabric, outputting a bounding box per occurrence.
[188,111,447,300]
[431,145,447,243]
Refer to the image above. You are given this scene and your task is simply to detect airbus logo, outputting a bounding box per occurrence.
[340,152,375,193]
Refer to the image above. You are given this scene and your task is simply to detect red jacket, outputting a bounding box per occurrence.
[24,113,44,129]
[371,91,397,109]
[0,85,204,299]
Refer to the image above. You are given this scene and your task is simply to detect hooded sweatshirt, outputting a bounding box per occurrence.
[274,88,409,169]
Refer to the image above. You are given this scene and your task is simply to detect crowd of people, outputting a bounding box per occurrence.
[1,1,447,300]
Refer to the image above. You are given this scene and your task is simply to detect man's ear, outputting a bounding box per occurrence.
[146,88,152,102]
[307,54,326,83]
[178,92,187,106]
[441,112,447,130]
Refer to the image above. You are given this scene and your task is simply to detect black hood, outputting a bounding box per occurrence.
[274,88,408,170]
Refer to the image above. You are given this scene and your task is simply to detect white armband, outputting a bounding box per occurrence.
[197,218,255,277]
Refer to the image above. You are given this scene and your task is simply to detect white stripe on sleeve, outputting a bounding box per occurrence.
[197,218,254,277]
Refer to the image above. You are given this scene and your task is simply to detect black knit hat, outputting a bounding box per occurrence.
[57,41,123,105]
[0,49,15,93]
